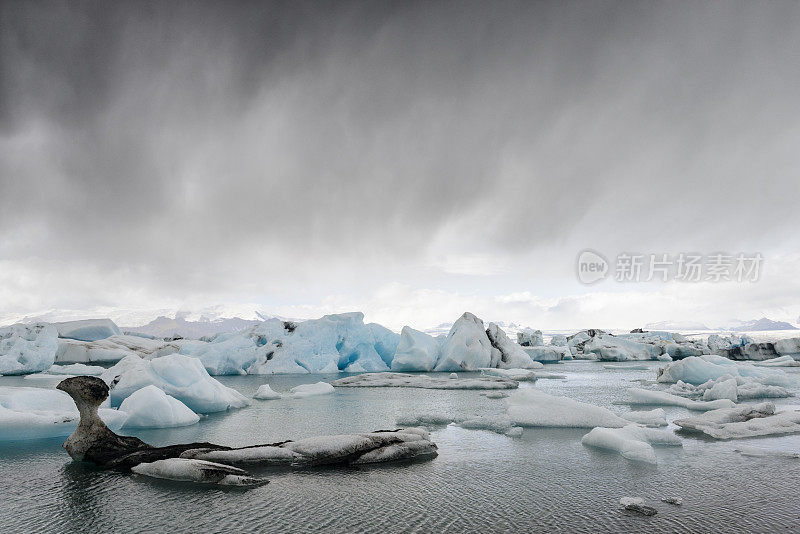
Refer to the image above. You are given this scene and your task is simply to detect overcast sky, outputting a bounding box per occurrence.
[1,1,799,330]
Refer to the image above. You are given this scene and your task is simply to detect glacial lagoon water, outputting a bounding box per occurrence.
[2,362,800,533]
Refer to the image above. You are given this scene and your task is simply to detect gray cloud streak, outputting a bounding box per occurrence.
[1,0,799,312]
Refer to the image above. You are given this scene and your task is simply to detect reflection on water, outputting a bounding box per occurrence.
[1,363,800,533]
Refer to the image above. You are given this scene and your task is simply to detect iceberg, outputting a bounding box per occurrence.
[774,338,800,357]
[480,367,542,381]
[517,330,544,347]
[582,424,682,463]
[583,335,662,361]
[253,384,281,400]
[0,386,126,441]
[753,355,800,367]
[673,402,800,439]
[101,354,250,413]
[131,458,268,486]
[665,375,790,400]
[0,323,58,375]
[522,345,570,363]
[621,408,667,427]
[486,323,537,369]
[56,334,182,364]
[506,389,629,428]
[288,382,334,398]
[433,313,493,371]
[390,326,440,372]
[247,313,397,375]
[52,319,121,341]
[331,372,518,390]
[119,385,200,428]
[177,333,259,375]
[657,355,796,387]
[627,388,736,411]
[48,363,105,376]
[702,378,738,402]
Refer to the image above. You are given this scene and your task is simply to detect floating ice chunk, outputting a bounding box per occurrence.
[619,497,658,516]
[657,355,796,387]
[396,413,453,427]
[486,323,537,369]
[661,497,683,505]
[506,389,629,428]
[331,372,517,390]
[288,382,334,398]
[517,330,544,347]
[753,355,800,367]
[481,391,510,399]
[56,335,182,364]
[253,384,281,400]
[52,319,121,341]
[666,375,790,400]
[733,446,800,458]
[48,363,105,376]
[522,346,570,363]
[102,354,249,413]
[456,415,521,436]
[131,458,268,486]
[178,334,258,375]
[550,335,568,346]
[583,335,662,362]
[390,327,440,372]
[622,409,667,427]
[0,386,126,441]
[449,373,458,379]
[480,368,541,381]
[0,323,58,375]
[674,403,800,439]
[702,378,738,402]
[433,313,493,372]
[774,338,800,357]
[118,386,200,428]
[582,424,682,463]
[627,388,736,411]
[603,364,651,370]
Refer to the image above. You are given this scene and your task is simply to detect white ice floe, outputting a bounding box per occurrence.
[733,446,800,458]
[753,355,800,367]
[485,323,538,369]
[331,372,518,390]
[182,428,437,466]
[506,389,629,428]
[665,375,790,401]
[396,413,454,427]
[627,388,736,411]
[582,424,682,463]
[119,385,200,428]
[433,313,494,372]
[622,409,668,427]
[288,382,334,398]
[253,384,281,400]
[656,355,795,387]
[0,386,126,441]
[0,323,58,375]
[456,415,522,436]
[480,368,541,381]
[673,402,800,439]
[390,326,440,372]
[48,363,105,376]
[101,354,249,413]
[603,364,651,370]
[522,345,571,363]
[131,458,267,486]
[52,319,121,342]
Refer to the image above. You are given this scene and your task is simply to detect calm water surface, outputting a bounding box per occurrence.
[2,362,799,533]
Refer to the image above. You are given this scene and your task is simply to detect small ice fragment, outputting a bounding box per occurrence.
[661,497,683,505]
[253,384,281,400]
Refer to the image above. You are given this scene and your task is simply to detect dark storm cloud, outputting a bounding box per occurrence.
[1,0,799,296]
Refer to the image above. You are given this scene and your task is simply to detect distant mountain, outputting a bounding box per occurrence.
[123,315,264,339]
[728,317,798,331]
[644,320,710,331]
